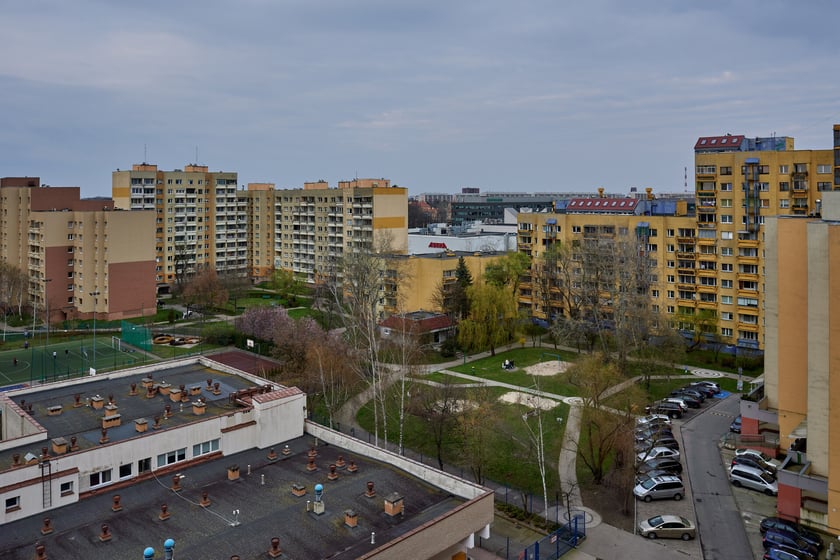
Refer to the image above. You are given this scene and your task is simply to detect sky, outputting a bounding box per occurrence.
[2,0,839,198]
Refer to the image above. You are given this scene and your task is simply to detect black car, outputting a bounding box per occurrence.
[762,530,819,559]
[635,430,675,444]
[763,544,816,560]
[730,415,742,433]
[760,517,823,551]
[638,457,683,477]
[649,401,683,419]
[732,456,776,478]
[669,391,702,408]
[679,386,708,401]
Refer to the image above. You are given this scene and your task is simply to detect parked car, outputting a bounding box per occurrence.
[760,517,823,551]
[669,391,702,408]
[638,457,683,478]
[635,426,674,441]
[633,475,685,502]
[738,449,782,472]
[635,437,679,454]
[649,401,683,419]
[763,545,816,560]
[663,398,689,412]
[762,530,819,559]
[731,455,776,478]
[730,464,778,496]
[636,414,671,427]
[635,468,682,485]
[636,446,680,464]
[691,380,721,394]
[638,514,696,540]
[730,415,742,433]
[679,386,709,401]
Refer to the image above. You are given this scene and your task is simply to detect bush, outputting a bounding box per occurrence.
[202,323,236,345]
[439,337,459,358]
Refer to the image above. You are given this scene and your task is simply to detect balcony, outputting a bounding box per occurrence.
[697,222,716,229]
[676,250,694,259]
[697,299,717,310]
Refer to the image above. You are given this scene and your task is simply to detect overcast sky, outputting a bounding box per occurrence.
[2,0,838,197]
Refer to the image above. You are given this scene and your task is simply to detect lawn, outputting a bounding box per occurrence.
[419,372,475,384]
[356,376,570,497]
[446,347,582,397]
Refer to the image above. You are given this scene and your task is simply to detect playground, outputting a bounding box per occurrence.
[0,335,143,389]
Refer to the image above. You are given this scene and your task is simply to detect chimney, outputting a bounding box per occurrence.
[99,428,109,444]
[112,494,123,512]
[306,456,317,472]
[192,399,206,415]
[268,537,282,558]
[384,492,404,517]
[228,465,240,481]
[158,503,170,521]
[34,544,47,560]
[365,481,376,498]
[73,393,83,407]
[91,395,104,409]
[327,464,338,481]
[291,483,306,497]
[129,383,138,396]
[347,459,358,473]
[70,436,79,451]
[597,187,605,198]
[336,455,346,469]
[169,388,181,402]
[99,523,112,542]
[267,448,277,462]
[51,437,68,455]
[40,517,53,535]
[344,509,358,528]
[200,491,210,508]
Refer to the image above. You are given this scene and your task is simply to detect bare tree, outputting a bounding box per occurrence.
[182,268,229,312]
[413,375,461,469]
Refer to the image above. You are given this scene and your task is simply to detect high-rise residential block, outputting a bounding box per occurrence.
[0,177,156,323]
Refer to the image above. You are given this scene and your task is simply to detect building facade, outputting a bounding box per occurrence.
[0,178,156,323]
[112,164,244,288]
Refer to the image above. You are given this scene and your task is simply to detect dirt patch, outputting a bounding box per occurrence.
[436,399,478,413]
[498,392,561,411]
[579,481,635,532]
[524,361,573,377]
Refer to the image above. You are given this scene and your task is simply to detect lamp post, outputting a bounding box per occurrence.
[90,290,100,372]
[42,278,52,382]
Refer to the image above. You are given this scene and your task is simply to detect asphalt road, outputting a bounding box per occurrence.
[681,394,755,560]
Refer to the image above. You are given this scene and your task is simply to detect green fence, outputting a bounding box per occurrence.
[121,321,152,351]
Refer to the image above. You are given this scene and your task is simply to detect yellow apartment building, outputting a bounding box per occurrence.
[0,177,156,323]
[113,163,242,289]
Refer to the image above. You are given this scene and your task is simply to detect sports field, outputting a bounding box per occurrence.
[0,335,144,389]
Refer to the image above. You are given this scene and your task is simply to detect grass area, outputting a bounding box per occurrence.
[447,347,581,396]
[356,375,570,497]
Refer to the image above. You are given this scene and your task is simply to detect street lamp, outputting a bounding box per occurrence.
[90,290,100,372]
[42,278,52,382]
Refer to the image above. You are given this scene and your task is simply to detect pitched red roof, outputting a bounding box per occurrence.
[380,313,453,334]
[694,135,744,150]
[566,198,639,213]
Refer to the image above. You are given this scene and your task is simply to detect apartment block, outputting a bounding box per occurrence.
[740,192,840,533]
[516,192,696,324]
[691,133,834,351]
[112,164,244,288]
[272,178,408,283]
[0,178,156,323]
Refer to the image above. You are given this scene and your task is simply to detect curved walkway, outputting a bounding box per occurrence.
[334,342,747,559]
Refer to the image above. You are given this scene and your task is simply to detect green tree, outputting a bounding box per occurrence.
[458,283,517,356]
[485,251,531,296]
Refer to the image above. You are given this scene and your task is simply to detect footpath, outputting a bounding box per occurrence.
[333,342,747,559]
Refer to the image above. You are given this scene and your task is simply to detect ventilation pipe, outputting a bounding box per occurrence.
[164,539,175,560]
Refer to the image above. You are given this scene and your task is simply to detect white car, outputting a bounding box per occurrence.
[735,448,780,471]
[636,446,681,464]
[636,414,671,427]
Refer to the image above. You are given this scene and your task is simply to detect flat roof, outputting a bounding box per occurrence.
[2,362,260,466]
[0,437,463,559]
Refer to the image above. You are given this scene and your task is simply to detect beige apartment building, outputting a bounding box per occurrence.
[0,177,156,323]
[112,164,243,288]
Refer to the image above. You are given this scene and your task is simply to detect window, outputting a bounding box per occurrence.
[721,279,733,289]
[721,312,733,321]
[719,198,732,208]
[572,226,581,233]
[667,260,675,268]
[737,296,759,307]
[720,183,733,192]
[721,232,734,240]
[666,229,674,237]
[721,327,733,337]
[5,496,20,512]
[193,439,220,457]
[721,295,733,305]
[818,182,831,191]
[818,164,831,174]
[740,331,759,341]
[780,199,790,208]
[89,469,112,488]
[721,247,733,256]
[721,263,733,272]
[157,448,187,468]
[138,457,151,473]
[779,165,789,174]
[720,166,732,175]
[779,181,789,192]
[651,289,659,298]
[667,290,675,299]
[720,215,733,224]
[666,306,675,313]
[667,275,675,283]
[696,165,716,174]
[667,244,674,253]
[60,481,74,496]
[119,464,132,479]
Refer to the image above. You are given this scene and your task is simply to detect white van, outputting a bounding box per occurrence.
[729,464,777,496]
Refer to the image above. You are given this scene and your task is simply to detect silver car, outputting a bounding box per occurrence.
[638,514,696,540]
